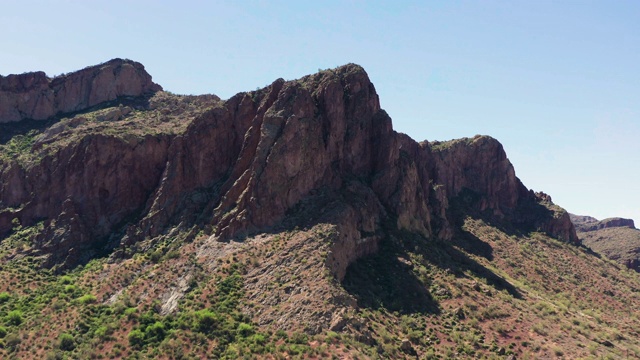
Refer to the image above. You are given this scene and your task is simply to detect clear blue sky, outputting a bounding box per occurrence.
[2,0,639,223]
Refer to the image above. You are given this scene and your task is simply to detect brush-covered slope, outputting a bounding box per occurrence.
[1,61,637,360]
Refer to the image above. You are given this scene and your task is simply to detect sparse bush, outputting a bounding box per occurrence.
[289,332,308,345]
[481,304,509,320]
[532,322,549,336]
[45,351,63,360]
[552,346,564,356]
[5,333,21,349]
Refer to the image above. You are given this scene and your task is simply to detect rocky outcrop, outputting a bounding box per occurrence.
[0,58,161,123]
[537,207,578,244]
[571,214,636,232]
[0,61,577,274]
[599,218,635,229]
[570,214,598,226]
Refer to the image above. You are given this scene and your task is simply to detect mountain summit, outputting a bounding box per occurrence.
[2,61,638,360]
[0,58,160,123]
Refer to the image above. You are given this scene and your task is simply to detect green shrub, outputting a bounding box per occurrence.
[6,310,23,326]
[0,325,7,338]
[78,294,97,304]
[58,333,75,351]
[289,332,308,345]
[0,292,10,303]
[145,321,166,343]
[251,333,266,345]
[94,326,109,341]
[124,307,138,320]
[287,344,308,355]
[325,331,339,343]
[194,309,220,334]
[128,329,145,348]
[275,329,288,340]
[165,250,180,260]
[149,250,163,263]
[237,322,254,337]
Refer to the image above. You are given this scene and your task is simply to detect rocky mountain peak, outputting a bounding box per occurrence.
[0,58,161,123]
[0,61,577,275]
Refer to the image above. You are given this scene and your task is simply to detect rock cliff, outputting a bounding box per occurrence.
[0,58,161,123]
[570,214,636,232]
[0,61,577,274]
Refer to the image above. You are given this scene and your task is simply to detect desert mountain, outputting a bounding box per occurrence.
[571,214,640,271]
[1,60,639,359]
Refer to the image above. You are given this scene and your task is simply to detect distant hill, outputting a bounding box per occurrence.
[571,214,640,270]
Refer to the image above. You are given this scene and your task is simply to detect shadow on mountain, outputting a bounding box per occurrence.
[438,236,522,299]
[341,223,523,315]
[0,95,153,145]
[404,228,521,299]
[342,234,441,315]
[0,118,56,144]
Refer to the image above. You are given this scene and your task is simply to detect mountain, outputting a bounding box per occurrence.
[571,214,640,271]
[1,60,639,359]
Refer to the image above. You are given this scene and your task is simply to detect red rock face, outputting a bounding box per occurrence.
[0,58,161,123]
[591,218,635,231]
[0,61,578,273]
[571,213,636,232]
